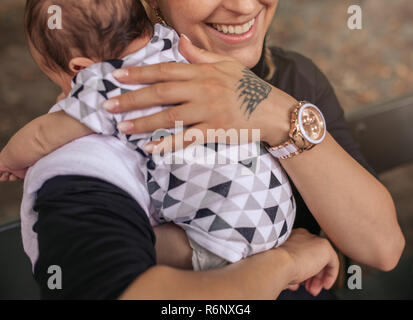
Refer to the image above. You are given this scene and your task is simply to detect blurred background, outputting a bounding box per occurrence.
[0,0,412,299]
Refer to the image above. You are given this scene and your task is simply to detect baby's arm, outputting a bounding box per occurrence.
[0,111,93,178]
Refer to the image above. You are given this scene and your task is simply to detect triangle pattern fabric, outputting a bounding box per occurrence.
[235,227,256,244]
[209,216,232,232]
[269,172,282,189]
[264,205,278,223]
[209,181,232,198]
[51,23,296,264]
[168,173,186,190]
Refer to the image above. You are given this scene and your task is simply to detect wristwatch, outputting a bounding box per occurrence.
[265,101,327,159]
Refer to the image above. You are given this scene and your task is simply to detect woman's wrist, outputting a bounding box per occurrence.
[261,93,297,147]
[266,247,297,289]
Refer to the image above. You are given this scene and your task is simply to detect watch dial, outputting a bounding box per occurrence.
[301,106,325,142]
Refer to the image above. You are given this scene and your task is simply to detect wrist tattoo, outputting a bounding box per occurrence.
[237,68,272,119]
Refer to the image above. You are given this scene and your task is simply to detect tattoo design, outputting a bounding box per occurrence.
[237,68,272,119]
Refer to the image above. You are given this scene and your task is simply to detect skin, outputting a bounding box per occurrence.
[0,1,340,298]
[105,0,405,273]
[6,0,403,299]
[122,227,340,299]
[0,35,154,181]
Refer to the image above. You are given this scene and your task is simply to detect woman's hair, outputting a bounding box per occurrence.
[24,0,152,74]
[264,47,276,81]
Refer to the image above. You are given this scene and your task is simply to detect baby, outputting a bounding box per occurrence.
[0,0,296,270]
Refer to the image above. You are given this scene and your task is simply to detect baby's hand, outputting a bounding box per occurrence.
[56,91,66,103]
[0,161,27,182]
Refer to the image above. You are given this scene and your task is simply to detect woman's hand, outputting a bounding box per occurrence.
[153,223,339,297]
[104,35,296,153]
[279,228,339,296]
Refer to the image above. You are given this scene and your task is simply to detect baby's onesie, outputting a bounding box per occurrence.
[51,24,296,263]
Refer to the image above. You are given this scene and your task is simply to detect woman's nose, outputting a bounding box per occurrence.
[222,0,258,16]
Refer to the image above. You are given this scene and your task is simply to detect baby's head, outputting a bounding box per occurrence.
[24,0,153,94]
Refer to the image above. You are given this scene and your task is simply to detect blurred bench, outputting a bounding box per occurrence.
[0,221,40,299]
[346,94,413,174]
[0,94,412,299]
[338,93,413,299]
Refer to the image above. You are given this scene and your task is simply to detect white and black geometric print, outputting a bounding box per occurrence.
[52,24,296,263]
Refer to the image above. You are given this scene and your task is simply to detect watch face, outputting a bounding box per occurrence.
[299,104,326,144]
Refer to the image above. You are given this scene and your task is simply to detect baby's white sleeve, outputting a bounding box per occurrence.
[53,83,117,136]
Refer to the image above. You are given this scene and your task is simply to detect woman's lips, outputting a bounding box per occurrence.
[206,12,260,45]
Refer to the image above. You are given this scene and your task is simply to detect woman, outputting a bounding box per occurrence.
[28,0,404,299]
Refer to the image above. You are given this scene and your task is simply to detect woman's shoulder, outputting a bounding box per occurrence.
[268,46,332,101]
[269,46,321,75]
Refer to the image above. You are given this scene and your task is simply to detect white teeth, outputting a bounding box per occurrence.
[212,18,255,35]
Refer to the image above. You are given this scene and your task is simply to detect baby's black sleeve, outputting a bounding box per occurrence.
[32,175,156,300]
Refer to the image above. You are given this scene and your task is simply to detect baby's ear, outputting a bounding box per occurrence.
[69,57,95,74]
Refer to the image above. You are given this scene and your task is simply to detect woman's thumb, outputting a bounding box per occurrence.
[179,34,230,64]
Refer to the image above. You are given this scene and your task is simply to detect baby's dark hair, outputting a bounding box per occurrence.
[24,0,152,74]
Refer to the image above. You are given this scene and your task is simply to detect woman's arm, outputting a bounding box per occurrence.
[1,111,92,170]
[121,247,293,300]
[280,132,405,271]
[107,38,405,271]
[34,175,338,299]
[123,227,339,300]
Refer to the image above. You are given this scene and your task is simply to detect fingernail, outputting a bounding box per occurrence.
[144,143,154,153]
[117,121,134,132]
[112,69,129,79]
[181,34,192,43]
[103,99,119,111]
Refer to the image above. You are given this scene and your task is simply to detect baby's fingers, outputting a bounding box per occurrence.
[9,174,19,182]
[0,172,10,182]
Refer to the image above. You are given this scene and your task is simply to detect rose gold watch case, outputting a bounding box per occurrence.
[289,101,327,151]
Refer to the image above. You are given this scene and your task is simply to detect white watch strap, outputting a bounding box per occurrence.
[268,142,299,159]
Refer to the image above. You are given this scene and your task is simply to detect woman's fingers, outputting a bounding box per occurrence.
[322,257,340,290]
[308,272,324,296]
[113,62,200,85]
[117,103,207,135]
[304,278,313,294]
[104,81,198,113]
[145,123,210,154]
[287,284,300,291]
[179,34,234,64]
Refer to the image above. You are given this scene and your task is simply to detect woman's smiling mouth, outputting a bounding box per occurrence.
[205,10,262,45]
[211,18,255,35]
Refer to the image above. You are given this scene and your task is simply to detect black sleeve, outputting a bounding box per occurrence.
[32,175,156,300]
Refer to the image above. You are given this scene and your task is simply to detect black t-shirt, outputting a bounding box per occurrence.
[33,47,377,299]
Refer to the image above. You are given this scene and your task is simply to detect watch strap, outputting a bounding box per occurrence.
[268,140,301,160]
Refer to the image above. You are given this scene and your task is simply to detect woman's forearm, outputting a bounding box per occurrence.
[120,248,293,300]
[153,223,193,270]
[280,132,405,271]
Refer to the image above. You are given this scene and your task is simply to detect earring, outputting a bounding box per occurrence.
[155,8,167,26]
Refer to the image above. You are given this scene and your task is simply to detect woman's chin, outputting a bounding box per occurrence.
[224,48,263,69]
